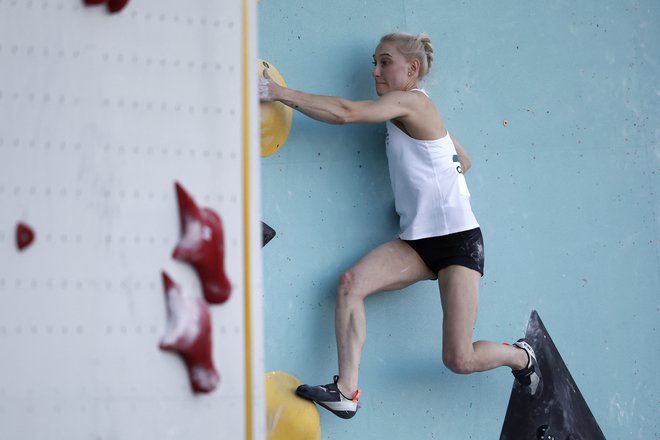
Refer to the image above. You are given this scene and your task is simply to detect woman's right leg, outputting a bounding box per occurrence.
[334,239,435,397]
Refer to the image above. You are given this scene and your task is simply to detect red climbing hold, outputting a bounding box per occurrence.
[172,182,232,305]
[82,0,129,13]
[159,272,220,393]
[16,222,35,251]
[107,0,129,13]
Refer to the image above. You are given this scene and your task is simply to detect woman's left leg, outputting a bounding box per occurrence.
[438,265,527,374]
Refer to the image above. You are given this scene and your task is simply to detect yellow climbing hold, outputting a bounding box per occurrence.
[258,59,293,157]
[266,371,320,440]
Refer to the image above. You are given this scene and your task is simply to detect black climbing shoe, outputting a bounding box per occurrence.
[296,375,361,419]
[512,339,544,399]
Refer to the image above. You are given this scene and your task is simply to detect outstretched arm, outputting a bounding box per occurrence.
[259,69,415,125]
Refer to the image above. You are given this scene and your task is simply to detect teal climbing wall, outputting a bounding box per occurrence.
[259,1,659,438]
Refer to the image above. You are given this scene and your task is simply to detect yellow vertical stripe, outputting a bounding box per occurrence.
[242,0,253,439]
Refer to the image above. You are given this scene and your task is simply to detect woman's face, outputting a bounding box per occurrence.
[372,42,415,96]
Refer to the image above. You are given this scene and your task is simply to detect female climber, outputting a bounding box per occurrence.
[259,32,543,419]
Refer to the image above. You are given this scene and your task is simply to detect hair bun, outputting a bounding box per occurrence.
[418,33,434,70]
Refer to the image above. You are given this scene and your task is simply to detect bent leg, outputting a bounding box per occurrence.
[336,240,434,396]
[439,265,528,374]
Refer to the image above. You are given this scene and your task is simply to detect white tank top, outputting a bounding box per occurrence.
[385,89,479,240]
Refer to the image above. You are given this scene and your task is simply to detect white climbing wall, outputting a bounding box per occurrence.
[0,1,264,439]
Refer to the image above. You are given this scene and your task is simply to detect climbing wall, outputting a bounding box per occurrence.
[0,1,264,439]
[259,1,659,439]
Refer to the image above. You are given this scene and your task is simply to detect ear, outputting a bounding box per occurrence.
[409,58,421,76]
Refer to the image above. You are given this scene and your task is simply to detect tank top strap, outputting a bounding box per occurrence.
[409,88,429,97]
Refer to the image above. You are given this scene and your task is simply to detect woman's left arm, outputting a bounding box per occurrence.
[450,134,472,173]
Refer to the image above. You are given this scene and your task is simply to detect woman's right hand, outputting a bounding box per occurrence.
[259,68,281,102]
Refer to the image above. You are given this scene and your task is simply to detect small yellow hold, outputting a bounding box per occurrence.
[258,59,293,157]
[266,371,320,440]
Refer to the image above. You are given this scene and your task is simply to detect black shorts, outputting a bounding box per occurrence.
[403,228,485,278]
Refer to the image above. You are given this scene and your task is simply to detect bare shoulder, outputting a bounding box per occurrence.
[379,90,429,113]
[380,90,420,102]
[395,90,447,139]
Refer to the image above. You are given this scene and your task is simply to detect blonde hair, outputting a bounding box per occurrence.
[378,32,434,79]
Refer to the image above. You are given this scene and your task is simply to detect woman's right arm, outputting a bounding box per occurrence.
[273,87,363,125]
[259,69,416,125]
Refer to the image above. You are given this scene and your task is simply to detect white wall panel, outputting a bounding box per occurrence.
[0,1,263,439]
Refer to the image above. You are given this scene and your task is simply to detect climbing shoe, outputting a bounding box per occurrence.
[296,375,361,419]
[512,339,544,399]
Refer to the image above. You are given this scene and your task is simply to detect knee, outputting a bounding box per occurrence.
[443,351,475,375]
[338,270,363,299]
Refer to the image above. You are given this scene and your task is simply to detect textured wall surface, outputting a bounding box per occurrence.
[259,1,659,439]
